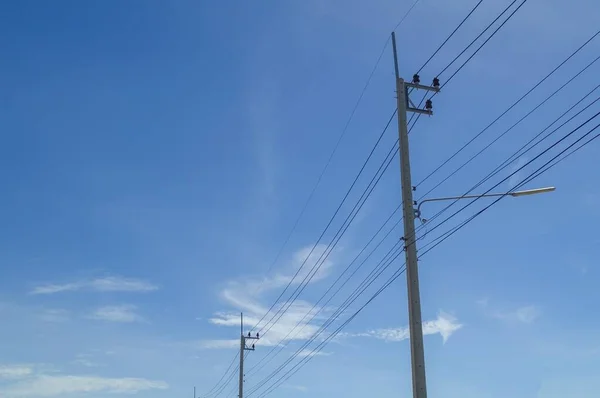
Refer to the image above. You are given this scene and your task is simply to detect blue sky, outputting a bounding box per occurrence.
[1,0,600,397]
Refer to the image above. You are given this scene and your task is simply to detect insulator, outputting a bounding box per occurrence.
[247,332,251,337]
[412,74,420,84]
[425,99,433,110]
[256,332,259,338]
[433,77,440,88]
[252,343,255,349]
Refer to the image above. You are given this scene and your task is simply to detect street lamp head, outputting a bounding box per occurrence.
[510,186,556,197]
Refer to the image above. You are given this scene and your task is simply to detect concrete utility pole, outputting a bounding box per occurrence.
[391,31,440,398]
[238,313,259,398]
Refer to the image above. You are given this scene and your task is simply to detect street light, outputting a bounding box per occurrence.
[415,186,556,223]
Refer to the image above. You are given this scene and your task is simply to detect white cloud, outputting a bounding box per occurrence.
[351,312,463,344]
[72,358,101,368]
[1,375,167,397]
[195,339,239,350]
[88,305,144,323]
[72,354,102,368]
[478,299,541,324]
[494,305,541,324]
[198,245,339,349]
[0,365,33,380]
[283,384,308,392]
[201,300,326,348]
[30,283,80,295]
[30,276,158,295]
[297,349,332,358]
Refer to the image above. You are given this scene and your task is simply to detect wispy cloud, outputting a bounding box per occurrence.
[39,309,70,323]
[72,358,101,368]
[30,276,158,295]
[297,349,332,358]
[349,312,463,344]
[194,339,239,350]
[493,305,541,324]
[0,365,34,380]
[198,244,338,349]
[88,305,144,323]
[478,299,540,324]
[72,354,103,368]
[283,384,308,392]
[1,375,167,397]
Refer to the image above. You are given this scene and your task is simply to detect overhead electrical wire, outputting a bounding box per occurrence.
[410,52,600,233]
[246,243,406,394]
[247,203,403,377]
[415,111,600,246]
[255,110,397,338]
[415,27,600,190]
[232,4,596,398]
[419,119,600,258]
[208,359,240,398]
[254,0,496,339]
[246,244,405,397]
[253,147,402,363]
[200,0,575,396]
[415,87,600,233]
[200,352,239,398]
[257,136,399,341]
[255,259,407,398]
[248,72,600,396]
[519,129,600,186]
[248,111,600,398]
[203,2,424,391]
[408,0,526,134]
[415,0,485,74]
[415,52,600,211]
[243,0,537,390]
[439,0,528,88]
[258,1,423,279]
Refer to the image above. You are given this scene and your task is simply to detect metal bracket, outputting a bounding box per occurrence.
[407,107,433,115]
[404,81,439,115]
[404,82,440,93]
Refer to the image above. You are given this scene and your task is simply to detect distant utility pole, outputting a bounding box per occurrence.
[238,313,259,398]
[391,31,440,398]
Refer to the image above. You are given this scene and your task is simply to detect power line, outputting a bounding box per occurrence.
[246,203,402,377]
[519,129,600,186]
[415,87,600,232]
[420,119,600,258]
[415,27,600,189]
[392,0,423,32]
[436,0,522,78]
[209,361,239,398]
[251,0,534,390]
[252,0,507,342]
[255,110,397,337]
[416,0,485,74]
[255,259,406,398]
[246,245,405,397]
[250,110,600,398]
[408,0,527,134]
[246,112,600,396]
[416,52,600,206]
[199,352,239,398]
[257,0,422,279]
[416,111,600,245]
[202,3,421,393]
